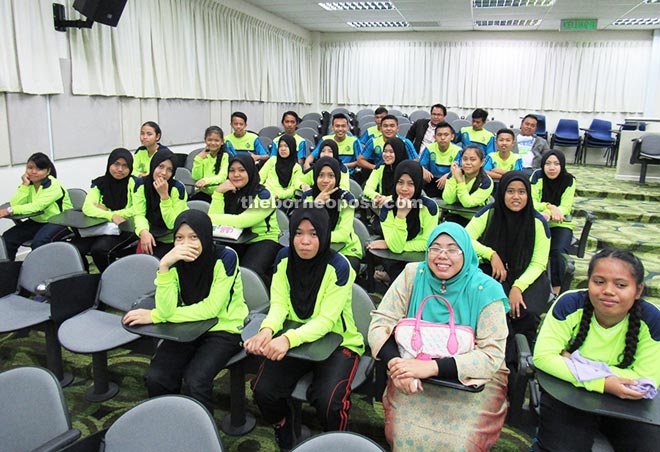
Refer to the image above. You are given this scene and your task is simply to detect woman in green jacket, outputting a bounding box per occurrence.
[123,210,248,415]
[0,152,72,260]
[259,134,303,202]
[363,137,409,207]
[245,207,363,451]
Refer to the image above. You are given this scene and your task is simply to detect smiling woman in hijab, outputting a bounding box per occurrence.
[123,210,248,415]
[530,149,576,295]
[73,148,138,271]
[367,160,440,282]
[245,207,364,451]
[300,156,362,272]
[466,170,550,385]
[363,137,410,207]
[369,222,509,452]
[208,153,281,287]
[259,133,303,201]
[300,139,351,191]
[133,149,188,259]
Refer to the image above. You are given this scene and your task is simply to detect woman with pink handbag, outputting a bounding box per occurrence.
[368,222,510,452]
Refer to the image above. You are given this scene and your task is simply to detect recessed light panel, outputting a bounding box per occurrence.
[475,19,542,27]
[612,17,660,26]
[473,0,554,7]
[348,20,409,28]
[319,2,395,11]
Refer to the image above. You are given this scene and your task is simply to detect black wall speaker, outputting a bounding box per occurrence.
[73,0,127,27]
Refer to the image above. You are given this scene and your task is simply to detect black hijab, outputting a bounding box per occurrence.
[143,150,177,229]
[381,137,409,197]
[482,171,536,283]
[91,148,133,211]
[312,157,344,230]
[540,150,574,206]
[171,210,220,306]
[318,139,339,161]
[275,134,298,188]
[224,154,263,215]
[286,207,334,320]
[392,160,424,241]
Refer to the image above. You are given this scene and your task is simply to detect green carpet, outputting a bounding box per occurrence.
[0,330,532,452]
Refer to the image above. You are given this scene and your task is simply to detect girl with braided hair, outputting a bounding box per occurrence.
[533,249,660,452]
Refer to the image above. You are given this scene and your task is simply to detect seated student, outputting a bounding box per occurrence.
[406,103,448,154]
[260,134,303,202]
[418,122,462,198]
[301,157,362,272]
[465,171,550,375]
[0,152,72,260]
[191,126,230,203]
[269,111,308,164]
[533,249,660,452]
[245,207,364,451]
[486,129,523,182]
[300,139,350,191]
[208,154,280,287]
[73,148,138,272]
[133,121,170,177]
[363,137,409,207]
[441,145,494,227]
[357,115,417,173]
[133,150,188,259]
[368,222,509,452]
[358,106,388,146]
[304,114,360,176]
[123,210,248,416]
[514,114,550,177]
[459,108,495,154]
[530,150,576,295]
[367,161,439,282]
[225,111,269,164]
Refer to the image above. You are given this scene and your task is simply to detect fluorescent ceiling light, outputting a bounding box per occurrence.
[475,19,541,27]
[348,20,409,28]
[643,0,660,4]
[319,2,395,11]
[612,17,660,26]
[473,0,554,7]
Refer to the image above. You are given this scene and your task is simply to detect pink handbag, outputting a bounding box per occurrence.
[395,295,475,360]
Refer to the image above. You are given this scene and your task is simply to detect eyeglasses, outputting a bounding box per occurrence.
[428,247,463,257]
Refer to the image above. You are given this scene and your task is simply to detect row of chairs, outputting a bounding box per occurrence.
[0,367,385,452]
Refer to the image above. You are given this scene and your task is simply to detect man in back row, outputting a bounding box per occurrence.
[304,114,361,175]
[514,114,550,177]
[406,103,447,153]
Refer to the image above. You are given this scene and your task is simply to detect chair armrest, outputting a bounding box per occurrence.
[424,376,485,392]
[130,294,156,310]
[0,261,22,297]
[48,273,101,324]
[32,428,81,452]
[37,271,89,296]
[59,429,106,452]
[515,333,535,375]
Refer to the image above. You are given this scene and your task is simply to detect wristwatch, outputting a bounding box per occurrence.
[6,206,13,215]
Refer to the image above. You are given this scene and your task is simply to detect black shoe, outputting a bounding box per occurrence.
[274,418,295,452]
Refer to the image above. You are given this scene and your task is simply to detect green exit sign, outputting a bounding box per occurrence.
[561,19,598,31]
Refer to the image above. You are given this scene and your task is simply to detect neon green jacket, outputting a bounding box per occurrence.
[208,188,280,243]
[379,197,439,253]
[192,151,230,195]
[82,177,138,221]
[10,176,73,223]
[132,180,188,243]
[530,169,576,230]
[259,158,304,200]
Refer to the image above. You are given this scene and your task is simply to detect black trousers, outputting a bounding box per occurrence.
[72,231,135,272]
[251,347,360,431]
[145,330,242,414]
[549,226,573,288]
[534,391,660,452]
[3,220,68,260]
[231,239,281,288]
[423,179,444,198]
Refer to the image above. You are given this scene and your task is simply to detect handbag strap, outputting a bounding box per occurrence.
[411,294,459,355]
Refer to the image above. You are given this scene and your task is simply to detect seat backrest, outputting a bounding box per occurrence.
[259,135,273,150]
[276,209,289,232]
[352,284,376,343]
[555,119,579,138]
[396,116,411,125]
[356,108,374,119]
[451,119,471,132]
[398,123,411,137]
[589,118,612,133]
[298,120,320,130]
[445,111,459,123]
[359,122,376,136]
[185,148,204,171]
[292,431,384,452]
[18,242,85,294]
[104,395,224,452]
[388,109,403,117]
[67,188,87,210]
[302,112,322,123]
[409,110,430,123]
[353,218,370,257]
[639,134,660,157]
[330,107,352,118]
[533,114,547,135]
[259,126,283,140]
[575,211,595,259]
[0,366,77,452]
[0,236,7,261]
[296,127,319,144]
[484,120,508,135]
[187,200,210,213]
[349,179,363,199]
[358,115,375,126]
[241,266,269,313]
[175,167,196,189]
[99,254,160,311]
